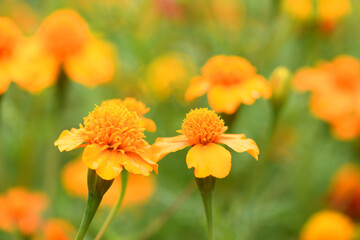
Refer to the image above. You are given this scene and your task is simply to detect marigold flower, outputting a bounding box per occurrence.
[0,188,48,235]
[299,210,355,240]
[54,99,158,180]
[152,108,259,178]
[185,55,271,114]
[293,55,360,140]
[62,159,155,207]
[41,219,75,240]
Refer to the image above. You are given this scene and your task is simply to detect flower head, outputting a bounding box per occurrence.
[54,99,157,180]
[42,219,75,240]
[185,55,271,114]
[299,210,355,240]
[0,188,48,235]
[293,55,360,140]
[152,108,259,178]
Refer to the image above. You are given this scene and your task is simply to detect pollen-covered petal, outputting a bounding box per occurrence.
[142,117,157,132]
[218,134,259,160]
[123,152,156,176]
[54,129,84,152]
[186,143,231,179]
[185,76,210,101]
[207,85,240,114]
[237,75,272,105]
[151,135,190,162]
[82,144,107,169]
[64,38,114,87]
[95,151,123,180]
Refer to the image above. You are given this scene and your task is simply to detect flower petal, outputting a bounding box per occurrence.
[123,152,155,176]
[96,151,124,180]
[237,75,272,105]
[151,135,190,162]
[142,117,157,132]
[218,134,259,160]
[186,143,231,179]
[54,128,84,152]
[207,85,240,114]
[82,144,106,169]
[185,76,210,101]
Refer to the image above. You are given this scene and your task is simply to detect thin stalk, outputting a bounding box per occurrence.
[95,171,129,240]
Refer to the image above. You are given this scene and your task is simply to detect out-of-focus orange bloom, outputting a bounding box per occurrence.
[328,163,360,219]
[185,55,271,114]
[13,9,115,94]
[54,99,158,180]
[0,188,48,235]
[41,219,75,240]
[146,52,195,100]
[103,98,157,132]
[62,159,155,207]
[299,210,355,240]
[152,108,259,178]
[209,0,245,33]
[0,17,21,94]
[294,55,360,140]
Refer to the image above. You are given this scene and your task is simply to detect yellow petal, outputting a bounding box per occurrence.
[82,144,106,169]
[142,117,157,132]
[207,85,240,114]
[64,37,115,87]
[186,143,231,179]
[151,135,190,162]
[96,150,123,180]
[237,75,272,105]
[54,129,84,152]
[185,76,210,101]
[0,62,12,94]
[218,134,259,160]
[123,152,155,176]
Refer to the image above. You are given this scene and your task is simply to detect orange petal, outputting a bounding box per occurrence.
[54,128,84,152]
[185,76,210,101]
[142,117,157,132]
[293,68,332,93]
[207,85,240,114]
[218,134,259,160]
[151,135,190,162]
[186,143,231,178]
[0,62,12,95]
[96,150,124,180]
[82,144,107,170]
[237,75,272,105]
[123,152,156,176]
[64,37,115,87]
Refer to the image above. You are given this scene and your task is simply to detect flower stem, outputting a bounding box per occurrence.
[95,171,129,240]
[195,176,216,240]
[75,169,113,240]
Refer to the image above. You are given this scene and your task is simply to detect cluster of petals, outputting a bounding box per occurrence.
[299,210,355,240]
[294,55,360,140]
[0,188,48,235]
[152,108,259,179]
[54,99,158,180]
[185,55,271,114]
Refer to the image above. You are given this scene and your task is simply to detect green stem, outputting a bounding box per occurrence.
[196,176,216,240]
[95,171,129,240]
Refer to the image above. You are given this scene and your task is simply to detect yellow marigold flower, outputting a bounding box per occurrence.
[299,210,355,240]
[293,55,360,140]
[146,52,195,100]
[185,55,271,114]
[62,158,155,207]
[103,98,157,132]
[54,100,158,180]
[0,17,21,94]
[152,108,259,178]
[0,188,48,235]
[41,219,75,240]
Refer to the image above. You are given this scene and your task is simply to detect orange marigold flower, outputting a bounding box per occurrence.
[0,17,22,94]
[54,100,158,180]
[62,159,155,207]
[0,188,48,235]
[103,98,157,132]
[152,108,259,178]
[293,55,360,140]
[41,219,75,240]
[185,55,271,114]
[299,210,355,240]
[328,163,360,219]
